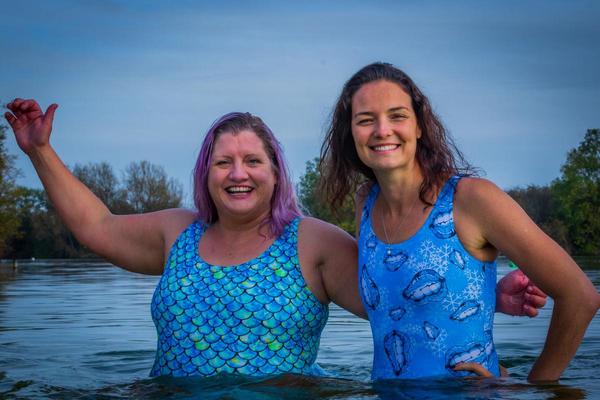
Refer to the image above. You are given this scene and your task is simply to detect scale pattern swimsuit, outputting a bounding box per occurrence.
[150,217,328,377]
[358,176,500,379]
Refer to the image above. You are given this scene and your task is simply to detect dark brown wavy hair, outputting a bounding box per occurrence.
[319,62,473,210]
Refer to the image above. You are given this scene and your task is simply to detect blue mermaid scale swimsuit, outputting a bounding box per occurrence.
[150,217,328,377]
[358,176,500,379]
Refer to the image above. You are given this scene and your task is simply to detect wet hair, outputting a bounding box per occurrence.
[193,112,301,237]
[319,62,472,210]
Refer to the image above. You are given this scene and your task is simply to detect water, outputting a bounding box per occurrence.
[0,257,598,399]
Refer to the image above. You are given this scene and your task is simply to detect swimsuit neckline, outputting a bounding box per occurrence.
[194,218,297,269]
[368,177,455,248]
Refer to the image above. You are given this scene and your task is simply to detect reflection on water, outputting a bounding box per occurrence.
[0,257,598,399]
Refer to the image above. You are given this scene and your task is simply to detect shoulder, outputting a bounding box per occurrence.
[455,177,505,205]
[454,177,518,231]
[299,216,351,238]
[155,208,198,244]
[298,217,356,255]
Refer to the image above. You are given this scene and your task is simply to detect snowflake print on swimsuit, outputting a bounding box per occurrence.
[426,328,448,358]
[442,291,463,311]
[358,177,499,379]
[462,268,484,300]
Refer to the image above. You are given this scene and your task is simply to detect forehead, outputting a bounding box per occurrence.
[352,80,413,112]
[212,129,268,156]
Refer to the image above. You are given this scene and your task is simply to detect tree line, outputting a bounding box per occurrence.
[0,124,183,258]
[1,122,598,258]
[297,129,600,256]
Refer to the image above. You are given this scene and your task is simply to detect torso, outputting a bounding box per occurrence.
[150,217,329,377]
[358,176,500,379]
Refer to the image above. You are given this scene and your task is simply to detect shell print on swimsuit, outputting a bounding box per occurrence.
[358,177,500,379]
[150,218,328,377]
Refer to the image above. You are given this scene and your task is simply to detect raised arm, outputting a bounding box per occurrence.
[457,178,600,382]
[4,99,194,274]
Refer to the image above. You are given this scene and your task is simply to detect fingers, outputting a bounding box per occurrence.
[526,284,547,298]
[523,304,539,318]
[525,292,548,309]
[453,362,493,377]
[7,98,42,117]
[43,103,59,127]
[4,111,19,130]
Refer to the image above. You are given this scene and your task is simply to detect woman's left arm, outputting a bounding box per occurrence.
[457,178,600,382]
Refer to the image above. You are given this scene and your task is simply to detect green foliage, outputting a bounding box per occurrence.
[297,157,355,234]
[0,124,22,257]
[507,129,600,255]
[552,129,600,255]
[506,185,571,252]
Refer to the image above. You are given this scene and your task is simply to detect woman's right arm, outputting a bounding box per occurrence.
[5,99,194,274]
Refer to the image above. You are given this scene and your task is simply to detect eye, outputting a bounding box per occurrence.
[214,159,230,167]
[356,118,374,126]
[247,158,261,166]
[390,113,407,121]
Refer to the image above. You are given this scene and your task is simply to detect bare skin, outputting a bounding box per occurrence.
[3,99,364,317]
[4,99,550,378]
[349,80,600,382]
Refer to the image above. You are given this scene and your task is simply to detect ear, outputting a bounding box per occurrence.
[417,127,422,139]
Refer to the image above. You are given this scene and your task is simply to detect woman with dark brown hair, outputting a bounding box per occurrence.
[320,62,599,381]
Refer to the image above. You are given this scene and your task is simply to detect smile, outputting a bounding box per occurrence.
[371,144,400,152]
[225,186,253,194]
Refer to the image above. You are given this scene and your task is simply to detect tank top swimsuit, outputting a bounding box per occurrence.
[358,176,500,379]
[150,217,329,377]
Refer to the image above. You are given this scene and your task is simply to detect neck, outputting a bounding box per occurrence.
[212,210,272,240]
[374,163,424,215]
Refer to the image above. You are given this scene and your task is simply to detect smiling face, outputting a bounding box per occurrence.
[208,129,277,223]
[351,80,421,174]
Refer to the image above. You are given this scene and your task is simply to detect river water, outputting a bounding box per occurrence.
[0,257,598,399]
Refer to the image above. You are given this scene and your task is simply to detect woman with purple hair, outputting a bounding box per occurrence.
[5,98,545,378]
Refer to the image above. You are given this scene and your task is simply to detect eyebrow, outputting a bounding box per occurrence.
[353,107,409,118]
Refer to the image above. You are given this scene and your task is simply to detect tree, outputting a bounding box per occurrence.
[297,157,355,233]
[73,162,130,213]
[123,161,183,213]
[0,124,22,257]
[507,185,571,252]
[552,129,600,255]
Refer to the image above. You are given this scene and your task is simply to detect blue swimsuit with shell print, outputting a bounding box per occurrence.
[150,217,329,377]
[358,176,500,380]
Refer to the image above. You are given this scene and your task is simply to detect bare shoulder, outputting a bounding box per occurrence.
[455,177,502,198]
[151,208,197,242]
[299,217,356,255]
[299,216,352,239]
[454,177,507,211]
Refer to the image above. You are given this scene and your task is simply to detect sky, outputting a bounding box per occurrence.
[2,0,599,205]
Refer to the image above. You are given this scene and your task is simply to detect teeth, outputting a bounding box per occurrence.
[372,144,399,151]
[226,186,252,193]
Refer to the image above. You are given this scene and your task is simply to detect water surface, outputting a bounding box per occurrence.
[0,257,598,399]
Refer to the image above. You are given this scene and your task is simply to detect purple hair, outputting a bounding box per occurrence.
[193,112,302,237]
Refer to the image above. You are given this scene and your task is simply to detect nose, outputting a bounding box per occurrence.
[374,119,392,138]
[228,160,249,181]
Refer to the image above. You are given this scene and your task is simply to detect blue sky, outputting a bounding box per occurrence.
[2,0,599,205]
